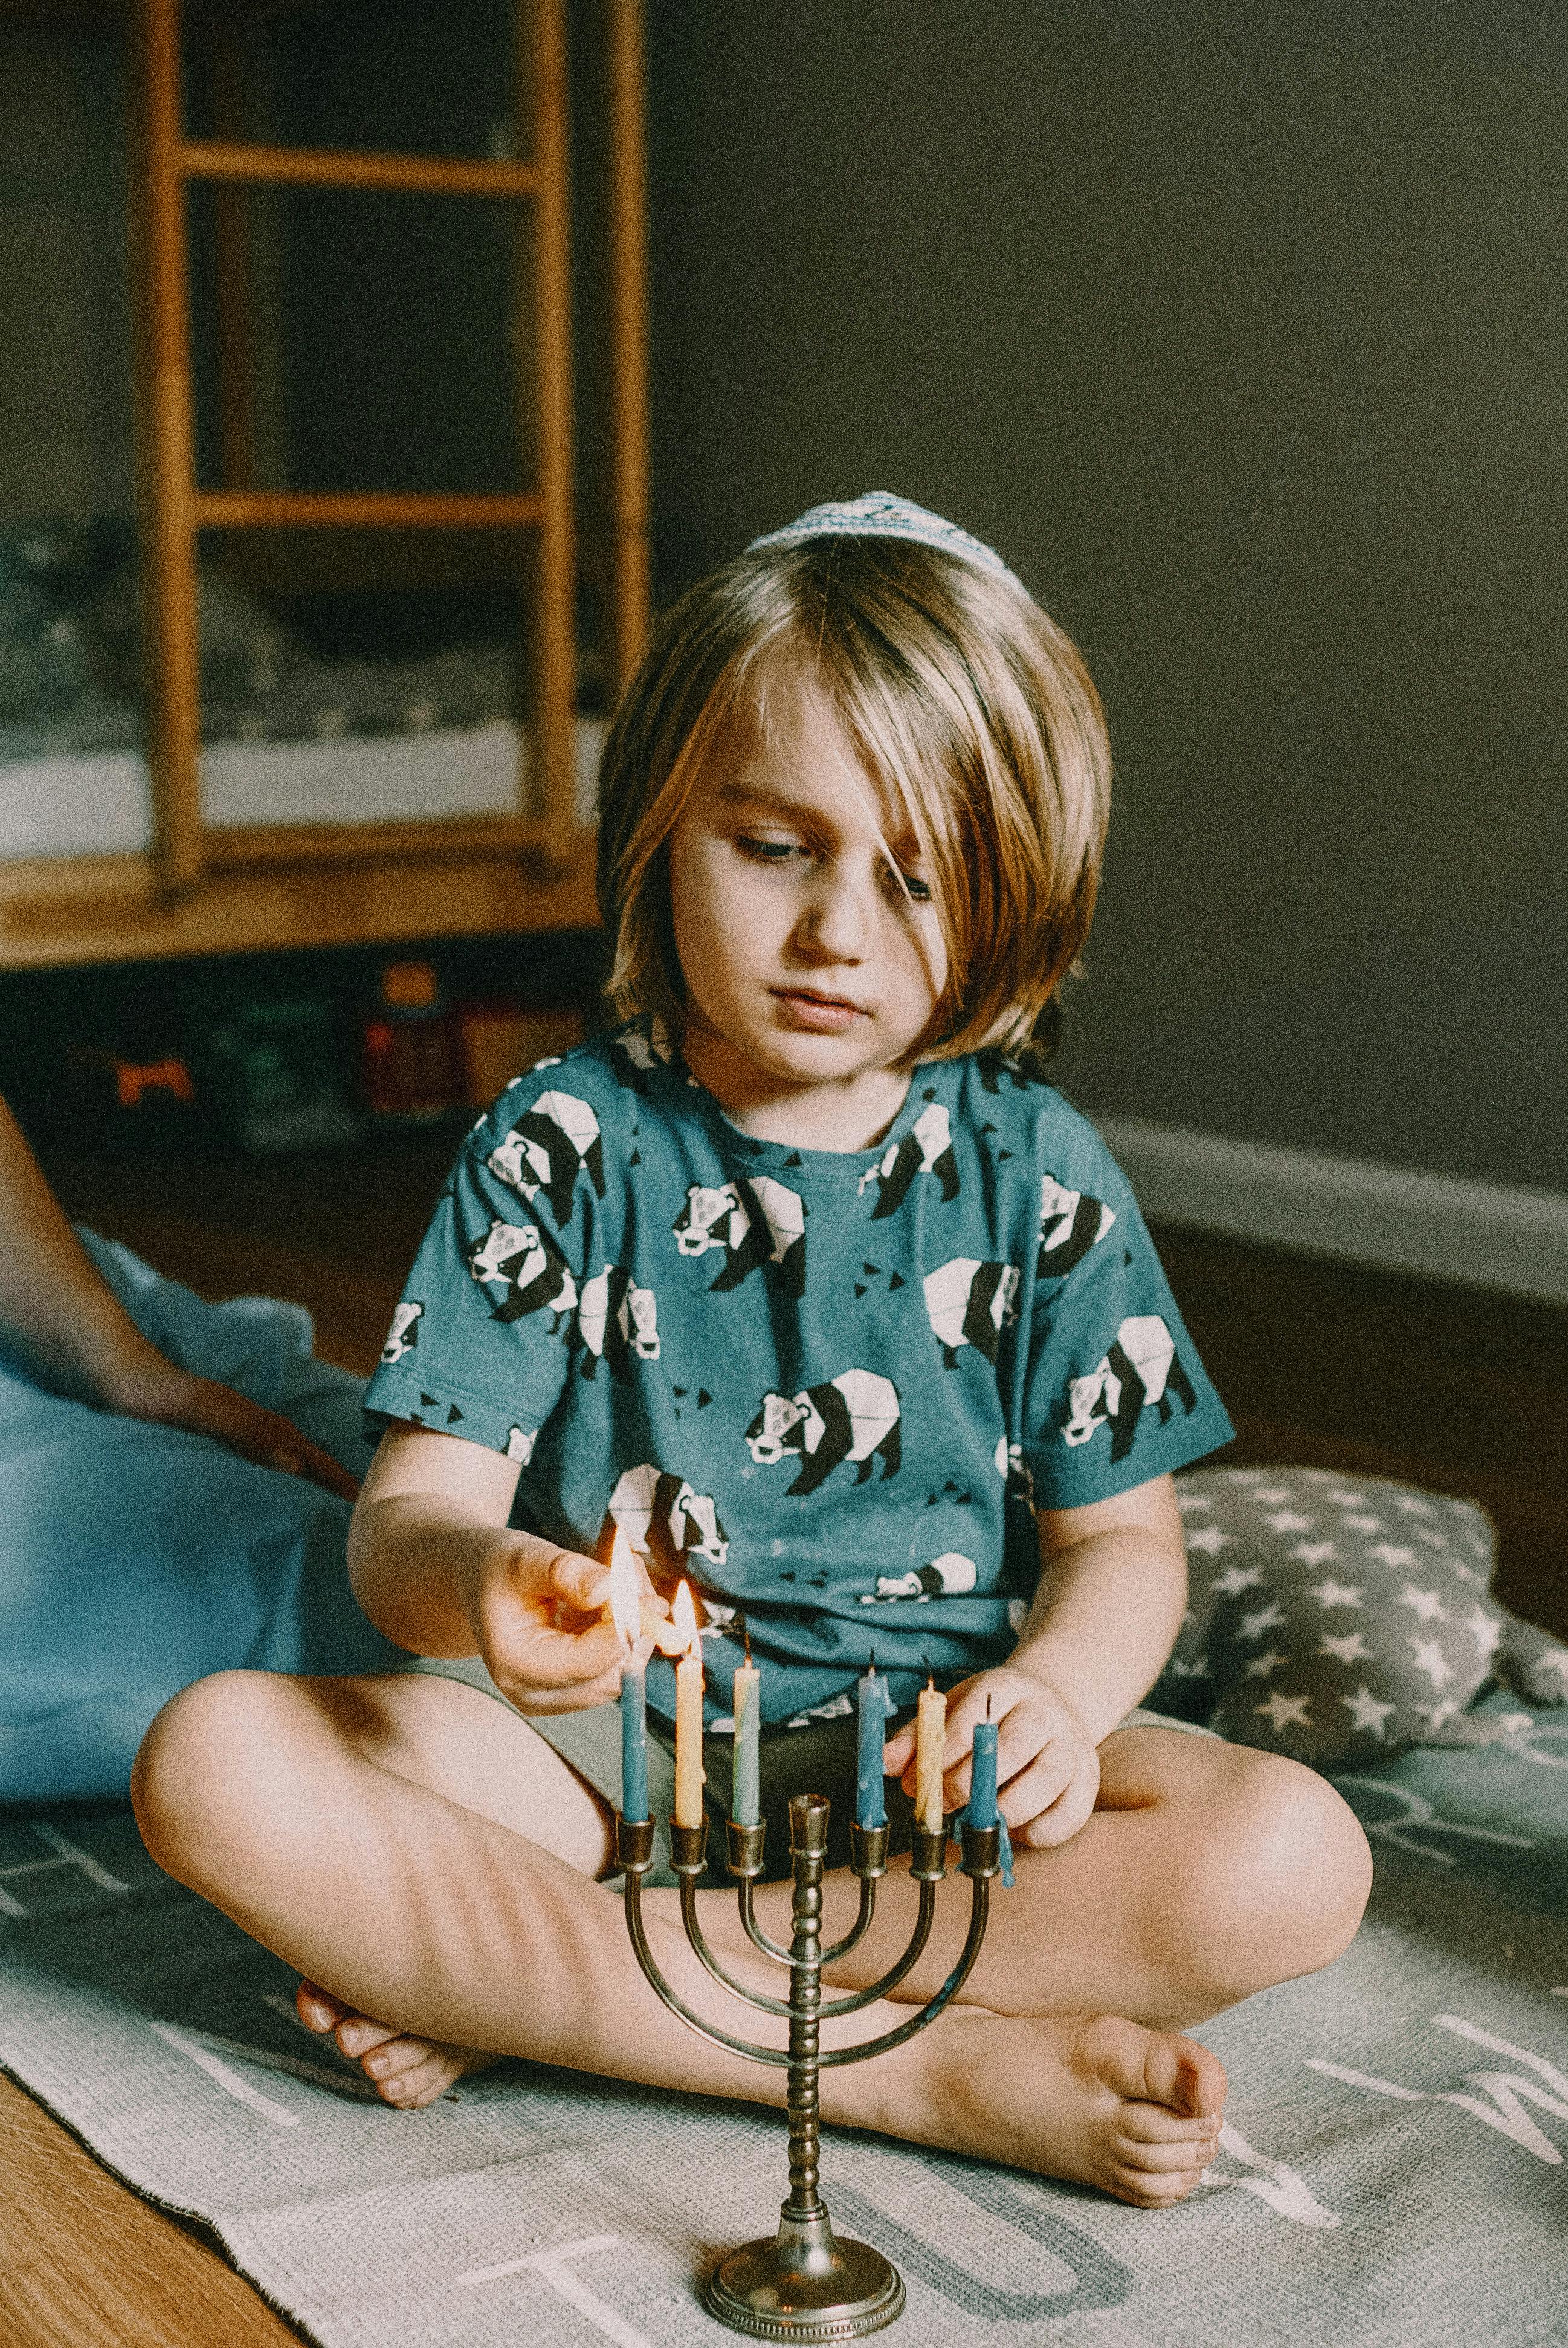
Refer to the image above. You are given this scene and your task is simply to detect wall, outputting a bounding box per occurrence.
[645,1,1568,1200]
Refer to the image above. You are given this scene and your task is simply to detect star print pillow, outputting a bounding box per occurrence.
[1147,1467,1568,1766]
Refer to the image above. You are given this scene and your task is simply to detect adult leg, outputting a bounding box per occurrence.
[133,1673,1289,2205]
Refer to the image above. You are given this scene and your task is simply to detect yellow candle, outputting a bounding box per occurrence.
[672,1580,705,1829]
[914,1678,947,1833]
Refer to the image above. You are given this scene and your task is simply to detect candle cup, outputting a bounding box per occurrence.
[725,1819,767,1879]
[960,1821,1002,1880]
[668,1819,708,1876]
[615,1814,655,1873]
[908,1822,949,1881]
[849,1821,889,1880]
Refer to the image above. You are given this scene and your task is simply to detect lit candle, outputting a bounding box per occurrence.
[673,1580,705,1829]
[732,1631,761,1828]
[966,1700,999,1829]
[608,1529,648,1824]
[856,1656,893,1830]
[914,1670,947,1834]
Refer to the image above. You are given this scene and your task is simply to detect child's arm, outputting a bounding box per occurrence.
[884,1472,1186,1849]
[349,1424,671,1713]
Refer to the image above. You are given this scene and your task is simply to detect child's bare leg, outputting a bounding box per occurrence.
[132,1673,1364,2207]
[738,1721,1373,2034]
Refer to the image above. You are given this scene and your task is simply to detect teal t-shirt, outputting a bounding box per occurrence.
[363,1020,1234,1727]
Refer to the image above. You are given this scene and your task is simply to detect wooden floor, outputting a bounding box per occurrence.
[4,1134,1565,2347]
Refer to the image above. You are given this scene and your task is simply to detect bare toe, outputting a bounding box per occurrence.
[296,1981,346,2033]
[1138,2030,1227,2121]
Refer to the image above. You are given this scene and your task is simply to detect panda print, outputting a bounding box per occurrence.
[466,1216,578,1333]
[486,1090,605,1224]
[976,1056,1031,1095]
[611,1017,674,1093]
[994,1434,1036,1509]
[923,1257,1020,1368]
[672,1174,807,1299]
[605,1461,731,1581]
[1062,1313,1198,1463]
[745,1367,902,1498]
[578,1263,660,1380]
[381,1299,422,1365]
[859,1552,978,1603]
[856,1099,959,1219]
[503,1424,537,1463]
[1038,1176,1117,1278]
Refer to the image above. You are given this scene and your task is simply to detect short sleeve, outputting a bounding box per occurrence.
[1018,1175,1233,1507]
[361,1132,580,1463]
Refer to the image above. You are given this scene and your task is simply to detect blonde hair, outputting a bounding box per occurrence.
[595,533,1112,1067]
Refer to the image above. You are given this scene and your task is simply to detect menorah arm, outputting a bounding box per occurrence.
[818,1873,990,2067]
[819,1871,879,1965]
[624,1870,792,2066]
[811,1877,940,2019]
[679,1875,793,2016]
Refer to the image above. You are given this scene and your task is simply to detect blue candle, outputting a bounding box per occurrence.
[856,1661,893,1829]
[966,1719,999,1829]
[620,1657,649,1823]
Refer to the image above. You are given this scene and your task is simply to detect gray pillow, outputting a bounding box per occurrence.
[1147,1466,1568,1766]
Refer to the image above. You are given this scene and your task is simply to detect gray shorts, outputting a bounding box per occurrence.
[390,1652,1219,1890]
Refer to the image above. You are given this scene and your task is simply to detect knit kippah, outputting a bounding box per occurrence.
[746,491,1023,592]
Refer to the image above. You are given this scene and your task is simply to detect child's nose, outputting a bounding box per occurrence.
[798,861,871,961]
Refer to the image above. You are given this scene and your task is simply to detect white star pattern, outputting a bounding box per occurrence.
[1369,1544,1420,1570]
[1239,1600,1286,1643]
[1256,1690,1313,1733]
[1396,1584,1450,1625]
[1341,1514,1382,1533]
[1451,1563,1483,1587]
[1244,1647,1288,1679]
[1289,1541,1339,1566]
[1264,1510,1314,1533]
[1308,1578,1364,1610]
[1415,1529,1451,1551]
[1394,1494,1436,1516]
[1166,1654,1211,1678]
[1536,1649,1568,1686]
[1184,1524,1235,1556]
[1211,1563,1266,1596]
[1409,1636,1454,1691]
[1341,1685,1396,1739]
[1249,1487,1294,1506]
[1413,1697,1463,1732]
[1319,1630,1374,1666]
[1176,1492,1212,1513]
[1323,1489,1366,1508]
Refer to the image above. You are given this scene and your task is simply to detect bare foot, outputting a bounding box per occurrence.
[880,2009,1226,2207]
[295,1981,496,2110]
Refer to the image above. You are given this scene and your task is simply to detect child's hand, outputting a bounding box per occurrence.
[882,1668,1101,1849]
[460,1535,677,1715]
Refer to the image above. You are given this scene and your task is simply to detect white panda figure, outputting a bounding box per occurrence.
[380,1299,422,1365]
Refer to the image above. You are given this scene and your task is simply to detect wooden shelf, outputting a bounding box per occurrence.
[193,490,544,531]
[0,829,601,969]
[179,137,541,200]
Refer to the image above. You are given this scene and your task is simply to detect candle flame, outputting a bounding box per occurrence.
[607,1527,641,1651]
[672,1578,700,1658]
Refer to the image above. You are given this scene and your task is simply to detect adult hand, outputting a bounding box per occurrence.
[459,1535,678,1716]
[883,1666,1102,1848]
[111,1362,362,1502]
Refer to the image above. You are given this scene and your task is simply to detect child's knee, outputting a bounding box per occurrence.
[1177,1745,1372,1999]
[132,1668,292,1884]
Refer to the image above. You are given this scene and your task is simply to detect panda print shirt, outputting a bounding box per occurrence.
[363,1020,1234,1728]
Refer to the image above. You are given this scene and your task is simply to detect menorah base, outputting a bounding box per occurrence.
[703,2207,905,2341]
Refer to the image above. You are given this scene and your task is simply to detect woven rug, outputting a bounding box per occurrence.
[2,1695,1566,2348]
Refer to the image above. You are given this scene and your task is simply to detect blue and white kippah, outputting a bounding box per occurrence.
[747,491,1023,592]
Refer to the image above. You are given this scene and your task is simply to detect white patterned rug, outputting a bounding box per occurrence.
[2,1695,1567,2347]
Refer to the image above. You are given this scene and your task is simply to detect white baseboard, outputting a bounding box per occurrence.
[1091,1115,1568,1307]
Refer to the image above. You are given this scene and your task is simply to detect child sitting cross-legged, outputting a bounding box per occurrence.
[132,495,1372,2206]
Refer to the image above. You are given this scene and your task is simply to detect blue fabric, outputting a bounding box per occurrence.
[0,1231,401,1803]
[363,1024,1234,1729]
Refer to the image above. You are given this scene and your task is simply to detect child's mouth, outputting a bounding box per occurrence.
[771,988,866,1033]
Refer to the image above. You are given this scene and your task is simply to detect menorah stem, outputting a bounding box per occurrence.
[784,1796,827,2223]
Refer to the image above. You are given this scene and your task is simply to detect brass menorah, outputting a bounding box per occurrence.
[617,1794,1000,2340]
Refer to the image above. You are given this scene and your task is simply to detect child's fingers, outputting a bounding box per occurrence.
[1013,1764,1099,1849]
[546,1548,611,1614]
[512,1660,627,1716]
[882,1722,917,1773]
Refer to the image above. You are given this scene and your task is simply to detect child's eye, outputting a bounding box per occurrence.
[736,833,805,865]
[886,864,932,904]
